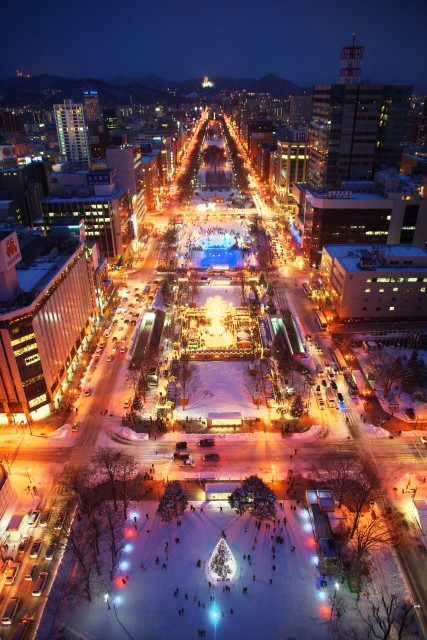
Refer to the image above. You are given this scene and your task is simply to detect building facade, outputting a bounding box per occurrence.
[320,244,427,321]
[0,231,96,422]
[54,99,91,166]
[41,167,133,261]
[308,84,412,192]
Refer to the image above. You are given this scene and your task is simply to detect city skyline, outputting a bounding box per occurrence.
[2,0,427,92]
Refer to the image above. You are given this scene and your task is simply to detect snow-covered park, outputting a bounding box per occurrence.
[174,361,271,420]
[41,500,344,640]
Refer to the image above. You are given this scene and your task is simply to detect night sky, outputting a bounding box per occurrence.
[2,0,427,91]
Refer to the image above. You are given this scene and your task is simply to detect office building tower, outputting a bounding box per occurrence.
[53,99,91,166]
[84,91,102,123]
[289,95,312,125]
[308,83,411,191]
[0,230,97,422]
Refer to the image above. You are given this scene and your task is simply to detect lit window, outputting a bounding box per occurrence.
[365,288,371,293]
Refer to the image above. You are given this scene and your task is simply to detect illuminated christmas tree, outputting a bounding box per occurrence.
[208,538,237,582]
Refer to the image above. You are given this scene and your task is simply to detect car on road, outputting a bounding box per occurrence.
[315,384,321,395]
[198,438,215,447]
[179,459,196,468]
[28,510,40,527]
[29,540,42,558]
[18,537,31,553]
[202,453,220,462]
[1,596,19,625]
[104,331,112,338]
[328,371,335,380]
[318,398,326,410]
[420,436,427,444]
[173,452,190,461]
[39,511,51,527]
[72,422,79,432]
[337,392,344,404]
[4,562,20,585]
[107,355,113,362]
[95,349,102,358]
[120,345,127,353]
[53,513,65,530]
[32,571,48,596]
[84,388,92,396]
[321,379,328,388]
[45,543,56,561]
[330,380,338,391]
[175,441,187,450]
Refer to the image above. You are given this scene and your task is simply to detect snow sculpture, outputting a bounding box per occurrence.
[207,538,237,583]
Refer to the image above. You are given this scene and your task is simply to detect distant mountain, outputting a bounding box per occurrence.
[0,73,306,108]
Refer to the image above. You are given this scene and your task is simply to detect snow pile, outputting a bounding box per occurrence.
[290,424,326,440]
[49,423,71,439]
[116,427,149,441]
[363,423,390,438]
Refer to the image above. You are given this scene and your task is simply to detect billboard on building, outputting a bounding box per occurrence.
[0,232,22,272]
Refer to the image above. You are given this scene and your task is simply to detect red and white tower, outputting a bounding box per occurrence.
[339,33,364,85]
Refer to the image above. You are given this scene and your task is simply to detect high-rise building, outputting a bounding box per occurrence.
[106,144,146,236]
[53,99,91,166]
[84,91,102,123]
[289,95,312,125]
[0,230,97,422]
[308,83,411,191]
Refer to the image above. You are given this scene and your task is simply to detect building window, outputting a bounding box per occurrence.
[376,307,381,311]
[389,306,395,311]
[362,307,367,311]
[365,288,371,293]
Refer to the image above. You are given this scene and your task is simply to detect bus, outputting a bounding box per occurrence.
[315,310,328,331]
[332,349,347,372]
[325,387,336,407]
[352,369,369,397]
[343,371,359,398]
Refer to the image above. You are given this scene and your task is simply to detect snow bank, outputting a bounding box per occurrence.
[49,423,70,439]
[115,427,149,441]
[363,423,390,438]
[290,424,326,440]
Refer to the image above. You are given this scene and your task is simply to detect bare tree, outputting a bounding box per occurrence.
[349,507,405,560]
[101,502,125,576]
[366,351,411,399]
[354,589,418,640]
[117,454,138,520]
[316,458,361,509]
[187,271,199,307]
[92,447,123,512]
[237,271,247,306]
[344,468,380,538]
[180,353,195,410]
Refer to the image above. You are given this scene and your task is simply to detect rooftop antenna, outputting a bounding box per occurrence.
[339,33,364,85]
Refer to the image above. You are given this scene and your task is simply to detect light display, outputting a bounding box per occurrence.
[208,538,237,583]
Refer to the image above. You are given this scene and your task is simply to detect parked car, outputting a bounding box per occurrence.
[198,438,215,447]
[18,537,31,553]
[29,540,42,558]
[32,571,48,596]
[179,459,196,468]
[28,510,40,527]
[175,442,187,450]
[45,543,56,561]
[53,513,65,530]
[202,453,220,461]
[173,452,190,461]
[1,596,19,625]
[3,562,20,585]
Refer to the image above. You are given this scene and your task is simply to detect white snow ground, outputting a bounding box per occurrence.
[173,361,272,420]
[40,500,346,640]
